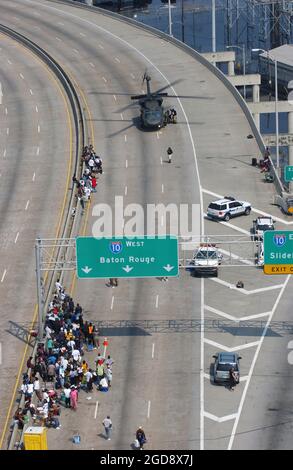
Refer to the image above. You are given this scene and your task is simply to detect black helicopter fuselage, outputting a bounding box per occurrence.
[139,97,165,129]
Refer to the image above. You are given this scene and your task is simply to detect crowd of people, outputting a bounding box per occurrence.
[73,145,103,210]
[13,278,115,434]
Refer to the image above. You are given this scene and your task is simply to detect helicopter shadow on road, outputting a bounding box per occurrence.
[88,116,206,138]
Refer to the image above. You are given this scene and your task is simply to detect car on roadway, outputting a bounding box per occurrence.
[213,352,241,384]
[252,216,275,241]
[188,244,222,277]
[207,197,251,222]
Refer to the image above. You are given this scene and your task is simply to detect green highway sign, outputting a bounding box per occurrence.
[285,166,293,182]
[264,230,293,274]
[76,236,179,279]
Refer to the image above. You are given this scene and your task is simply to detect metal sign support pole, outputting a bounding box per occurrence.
[35,237,44,341]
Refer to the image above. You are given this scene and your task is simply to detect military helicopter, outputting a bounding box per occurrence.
[131,73,177,130]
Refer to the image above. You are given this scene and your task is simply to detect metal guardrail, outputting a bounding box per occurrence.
[0,24,86,450]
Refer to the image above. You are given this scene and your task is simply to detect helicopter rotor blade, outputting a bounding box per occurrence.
[154,78,183,95]
[131,94,147,100]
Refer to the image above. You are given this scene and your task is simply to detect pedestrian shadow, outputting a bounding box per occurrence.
[98,433,107,440]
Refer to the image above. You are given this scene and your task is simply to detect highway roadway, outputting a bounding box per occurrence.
[0,22,71,445]
[1,0,293,450]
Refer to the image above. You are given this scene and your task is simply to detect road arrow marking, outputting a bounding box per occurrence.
[122,265,133,273]
[163,264,174,272]
[204,338,260,352]
[81,266,92,274]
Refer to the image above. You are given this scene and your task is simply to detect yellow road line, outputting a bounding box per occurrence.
[0,36,73,449]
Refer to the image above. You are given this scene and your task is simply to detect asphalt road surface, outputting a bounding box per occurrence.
[1,0,293,450]
[0,22,70,443]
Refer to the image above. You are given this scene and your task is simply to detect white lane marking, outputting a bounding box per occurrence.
[161,215,164,226]
[124,135,127,143]
[125,160,128,168]
[204,411,237,423]
[102,76,107,83]
[25,200,30,211]
[156,132,160,139]
[14,232,19,244]
[99,44,104,49]
[38,125,40,133]
[32,172,36,182]
[6,128,9,135]
[33,26,40,31]
[155,295,159,309]
[57,22,64,26]
[30,89,33,95]
[161,184,164,193]
[5,107,8,115]
[120,113,124,121]
[7,60,12,65]
[89,62,95,68]
[152,343,155,359]
[110,295,114,310]
[114,57,120,63]
[113,94,117,101]
[147,400,151,419]
[0,83,3,105]
[27,0,205,451]
[202,188,293,226]
[19,73,24,79]
[160,157,163,165]
[200,277,205,450]
[35,105,38,113]
[36,146,40,156]
[94,401,99,419]
[131,73,135,79]
[204,338,260,352]
[73,48,79,54]
[209,277,283,295]
[204,305,271,322]
[204,213,250,236]
[124,186,127,196]
[1,269,7,283]
[3,149,6,158]
[79,32,86,37]
[55,37,61,42]
[219,248,254,266]
[228,275,290,450]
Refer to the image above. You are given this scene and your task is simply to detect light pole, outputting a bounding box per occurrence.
[252,48,279,170]
[226,44,246,100]
[212,0,216,52]
[168,0,173,37]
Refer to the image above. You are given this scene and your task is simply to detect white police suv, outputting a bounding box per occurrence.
[207,197,251,222]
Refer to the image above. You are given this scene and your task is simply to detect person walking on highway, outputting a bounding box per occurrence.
[102,416,112,440]
[109,278,118,288]
[136,427,147,450]
[167,146,173,163]
[228,367,238,391]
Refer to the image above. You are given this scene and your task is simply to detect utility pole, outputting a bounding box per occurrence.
[181,0,185,43]
[168,0,173,37]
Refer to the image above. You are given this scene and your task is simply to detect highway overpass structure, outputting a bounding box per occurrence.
[0,0,293,451]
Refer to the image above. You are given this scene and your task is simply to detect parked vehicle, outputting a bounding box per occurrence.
[207,197,251,222]
[213,352,241,384]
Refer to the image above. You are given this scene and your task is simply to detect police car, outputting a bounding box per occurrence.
[207,197,251,221]
[252,216,275,241]
[188,244,222,276]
